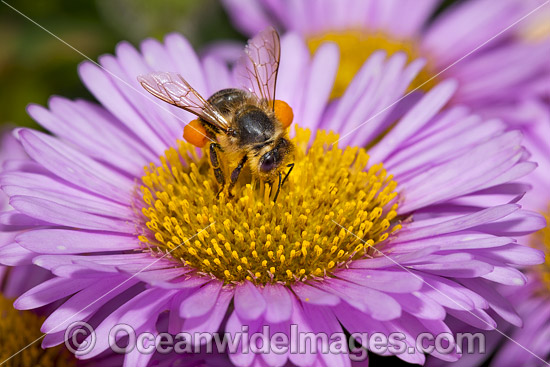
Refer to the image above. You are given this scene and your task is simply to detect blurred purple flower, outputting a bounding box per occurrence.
[221,0,550,108]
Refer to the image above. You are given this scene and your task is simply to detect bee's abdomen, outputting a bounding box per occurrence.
[208,88,248,114]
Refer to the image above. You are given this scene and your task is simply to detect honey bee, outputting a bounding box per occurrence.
[138,27,294,201]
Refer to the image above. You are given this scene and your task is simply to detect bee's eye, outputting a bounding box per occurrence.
[260,151,277,172]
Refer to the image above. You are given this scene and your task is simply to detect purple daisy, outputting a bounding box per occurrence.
[0,29,545,367]
[221,0,550,110]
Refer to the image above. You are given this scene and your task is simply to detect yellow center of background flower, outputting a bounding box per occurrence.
[518,10,550,42]
[138,128,400,285]
[307,30,436,99]
[536,210,550,292]
[0,295,76,367]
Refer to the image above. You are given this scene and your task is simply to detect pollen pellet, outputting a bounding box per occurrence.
[273,100,294,128]
[183,119,208,147]
[138,128,400,285]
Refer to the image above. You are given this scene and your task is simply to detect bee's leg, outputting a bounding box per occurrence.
[228,155,248,197]
[209,143,226,197]
[281,163,294,187]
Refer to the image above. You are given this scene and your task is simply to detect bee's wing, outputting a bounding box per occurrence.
[235,26,281,110]
[138,71,230,132]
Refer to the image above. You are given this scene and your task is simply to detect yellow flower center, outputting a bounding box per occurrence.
[518,10,550,42]
[0,294,76,367]
[535,210,550,292]
[138,128,400,285]
[307,30,436,99]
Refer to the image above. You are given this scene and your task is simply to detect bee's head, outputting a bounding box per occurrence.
[257,136,294,182]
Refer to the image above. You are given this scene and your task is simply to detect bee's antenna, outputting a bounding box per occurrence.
[281,163,294,187]
[273,163,294,202]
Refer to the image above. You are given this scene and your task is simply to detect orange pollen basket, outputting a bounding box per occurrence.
[183,119,208,147]
[274,99,294,128]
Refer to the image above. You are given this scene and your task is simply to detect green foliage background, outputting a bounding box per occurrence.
[0,0,243,129]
